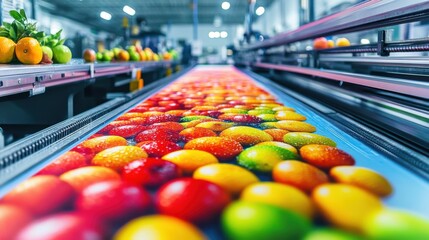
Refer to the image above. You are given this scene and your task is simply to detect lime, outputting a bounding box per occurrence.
[222,201,311,240]
[41,46,53,60]
[304,228,363,240]
[363,209,429,240]
[52,45,72,63]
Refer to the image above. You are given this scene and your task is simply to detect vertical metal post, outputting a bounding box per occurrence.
[0,0,3,25]
[31,0,37,20]
[245,0,256,43]
[193,0,198,40]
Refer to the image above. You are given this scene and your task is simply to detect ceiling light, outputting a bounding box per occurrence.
[213,31,220,38]
[209,31,215,38]
[360,38,370,44]
[221,1,230,10]
[220,31,228,38]
[100,11,112,20]
[255,6,265,16]
[123,5,136,16]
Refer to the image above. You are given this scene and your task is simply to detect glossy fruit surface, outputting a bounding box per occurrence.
[313,37,329,49]
[37,151,87,175]
[273,160,328,193]
[222,201,311,240]
[76,180,152,222]
[16,37,43,64]
[184,137,243,161]
[240,182,314,219]
[0,37,16,63]
[156,178,230,223]
[15,213,105,240]
[122,158,181,187]
[114,215,206,240]
[92,146,148,171]
[330,166,392,197]
[2,175,74,216]
[312,184,383,232]
[220,126,273,146]
[363,209,429,240]
[138,140,181,158]
[284,133,336,148]
[304,228,363,240]
[60,166,121,192]
[300,144,355,169]
[162,149,218,174]
[193,163,259,195]
[237,145,298,172]
[0,204,33,240]
[81,136,127,153]
[53,45,72,63]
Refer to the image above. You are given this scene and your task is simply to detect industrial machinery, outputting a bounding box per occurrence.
[0,1,428,239]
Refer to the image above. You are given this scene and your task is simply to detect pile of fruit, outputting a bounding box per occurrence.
[86,45,178,63]
[313,37,351,50]
[0,9,72,65]
[1,67,428,240]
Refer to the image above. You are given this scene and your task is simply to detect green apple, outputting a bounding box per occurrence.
[237,145,298,172]
[52,45,72,64]
[304,228,363,240]
[129,51,140,61]
[41,46,53,60]
[127,46,137,53]
[96,52,103,61]
[102,51,112,62]
[112,47,121,58]
[363,209,429,240]
[222,201,311,240]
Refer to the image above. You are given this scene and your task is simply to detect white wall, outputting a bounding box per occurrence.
[253,0,300,37]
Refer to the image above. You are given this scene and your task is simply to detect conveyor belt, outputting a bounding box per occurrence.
[1,66,428,239]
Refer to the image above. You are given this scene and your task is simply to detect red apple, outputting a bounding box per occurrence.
[37,151,87,176]
[83,49,96,63]
[135,128,181,143]
[0,204,33,240]
[137,140,182,157]
[70,145,95,163]
[15,213,105,240]
[108,125,147,138]
[122,159,182,188]
[2,175,75,216]
[75,180,152,223]
[156,178,231,223]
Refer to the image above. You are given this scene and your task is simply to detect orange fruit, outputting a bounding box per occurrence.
[220,126,273,146]
[272,160,328,193]
[312,184,383,232]
[330,166,393,197]
[81,135,128,153]
[162,149,218,174]
[263,129,289,141]
[240,182,314,219]
[15,37,43,64]
[193,164,259,195]
[0,37,16,63]
[92,146,148,171]
[327,39,335,48]
[313,37,329,50]
[117,50,130,61]
[184,137,243,161]
[60,166,121,192]
[300,144,355,169]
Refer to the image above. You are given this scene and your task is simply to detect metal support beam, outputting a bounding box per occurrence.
[193,0,198,40]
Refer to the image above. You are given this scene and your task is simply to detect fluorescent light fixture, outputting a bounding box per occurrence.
[100,11,112,20]
[208,31,215,38]
[255,6,265,16]
[213,31,220,38]
[221,1,230,10]
[360,38,370,44]
[220,31,228,38]
[123,5,136,16]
